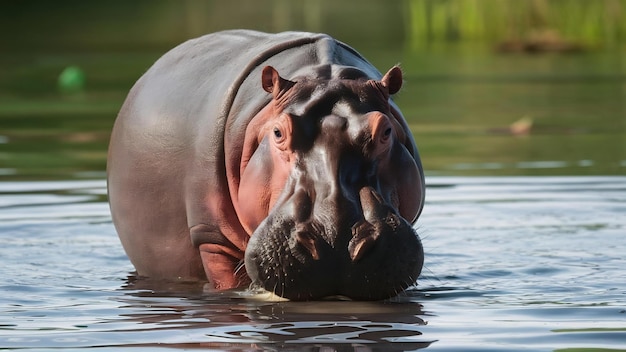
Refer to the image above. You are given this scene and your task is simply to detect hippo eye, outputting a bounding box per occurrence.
[380,127,392,143]
[273,127,283,139]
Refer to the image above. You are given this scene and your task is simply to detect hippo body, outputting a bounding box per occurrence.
[107,30,425,300]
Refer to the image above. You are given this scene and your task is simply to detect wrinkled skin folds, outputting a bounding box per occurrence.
[107,30,425,300]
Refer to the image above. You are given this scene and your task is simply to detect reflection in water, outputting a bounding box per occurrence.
[1,177,625,351]
[448,160,593,171]
[2,3,625,180]
[114,277,433,350]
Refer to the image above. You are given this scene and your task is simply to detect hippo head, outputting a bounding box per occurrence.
[237,65,425,300]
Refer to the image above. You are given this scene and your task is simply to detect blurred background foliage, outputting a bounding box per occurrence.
[406,0,625,48]
[2,0,625,51]
[0,0,624,179]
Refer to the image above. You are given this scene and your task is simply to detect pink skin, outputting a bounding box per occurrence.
[236,68,296,234]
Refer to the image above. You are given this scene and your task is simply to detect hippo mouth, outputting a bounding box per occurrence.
[244,187,424,301]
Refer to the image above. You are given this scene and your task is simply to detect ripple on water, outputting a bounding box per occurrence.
[1,177,625,351]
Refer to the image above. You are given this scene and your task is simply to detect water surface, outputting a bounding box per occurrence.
[1,3,625,350]
[2,176,624,351]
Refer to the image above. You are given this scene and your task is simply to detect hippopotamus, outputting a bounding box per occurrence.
[107,30,425,300]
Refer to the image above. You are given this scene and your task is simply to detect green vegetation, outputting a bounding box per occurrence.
[405,0,626,49]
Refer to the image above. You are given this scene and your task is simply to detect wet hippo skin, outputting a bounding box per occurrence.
[107,30,425,300]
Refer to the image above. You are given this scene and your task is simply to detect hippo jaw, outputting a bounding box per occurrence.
[244,183,424,301]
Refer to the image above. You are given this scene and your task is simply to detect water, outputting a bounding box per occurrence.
[1,2,625,349]
[2,176,625,351]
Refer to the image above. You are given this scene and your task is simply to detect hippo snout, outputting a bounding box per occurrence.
[244,186,423,301]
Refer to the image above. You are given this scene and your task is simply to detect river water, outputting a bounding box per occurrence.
[1,2,625,349]
[1,176,624,351]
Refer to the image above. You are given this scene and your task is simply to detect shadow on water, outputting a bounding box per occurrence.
[111,277,435,350]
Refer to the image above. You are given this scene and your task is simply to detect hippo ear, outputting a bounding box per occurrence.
[262,66,295,99]
[381,66,403,96]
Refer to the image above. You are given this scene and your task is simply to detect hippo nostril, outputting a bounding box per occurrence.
[290,222,320,261]
[359,187,388,223]
[348,220,380,262]
[292,188,313,223]
[349,187,402,263]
